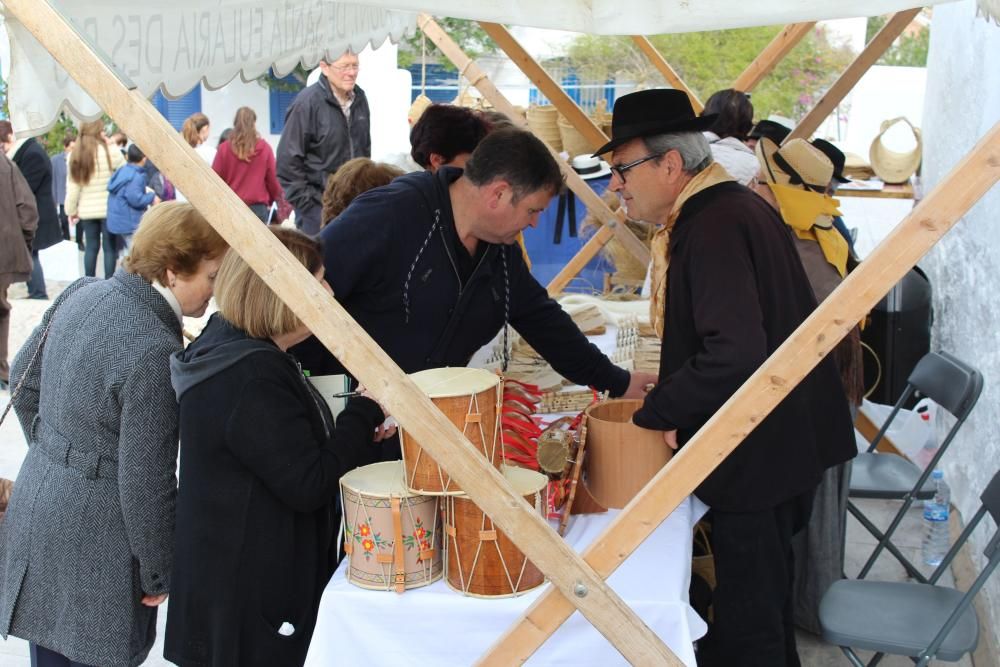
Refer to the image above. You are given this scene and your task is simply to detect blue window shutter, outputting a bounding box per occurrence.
[269,75,305,134]
[152,86,202,130]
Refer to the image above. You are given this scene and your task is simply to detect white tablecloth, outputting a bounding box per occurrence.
[305,496,709,666]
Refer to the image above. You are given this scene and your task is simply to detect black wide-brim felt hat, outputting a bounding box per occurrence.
[593,89,718,156]
[748,119,792,144]
[811,137,851,183]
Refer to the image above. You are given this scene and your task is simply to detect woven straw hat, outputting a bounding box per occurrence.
[755,137,834,191]
[407,94,433,125]
[869,117,922,184]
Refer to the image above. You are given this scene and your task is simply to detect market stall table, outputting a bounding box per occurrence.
[305,496,709,666]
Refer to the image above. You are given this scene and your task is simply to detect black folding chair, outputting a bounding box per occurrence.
[820,468,1000,666]
[849,351,983,582]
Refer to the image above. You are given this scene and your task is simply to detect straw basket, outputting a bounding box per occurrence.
[557,114,593,159]
[526,104,562,152]
[583,399,672,508]
[869,117,922,184]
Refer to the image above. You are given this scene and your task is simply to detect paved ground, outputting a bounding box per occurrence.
[0,238,980,666]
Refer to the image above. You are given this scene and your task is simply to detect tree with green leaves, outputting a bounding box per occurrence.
[562,24,855,121]
[866,14,930,67]
[397,18,497,70]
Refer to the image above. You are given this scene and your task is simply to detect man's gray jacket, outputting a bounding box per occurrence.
[276,75,371,217]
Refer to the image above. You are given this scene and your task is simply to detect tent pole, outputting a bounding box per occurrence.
[788,8,921,142]
[630,36,703,112]
[480,91,1000,667]
[479,22,607,152]
[4,1,678,664]
[418,15,650,294]
[732,22,817,92]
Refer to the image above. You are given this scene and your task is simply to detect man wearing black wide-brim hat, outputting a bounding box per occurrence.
[599,89,855,666]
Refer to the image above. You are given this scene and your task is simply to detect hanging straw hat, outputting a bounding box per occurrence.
[755,137,834,191]
[869,117,922,184]
[408,94,433,126]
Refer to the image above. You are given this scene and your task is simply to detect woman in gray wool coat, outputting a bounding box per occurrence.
[0,202,227,667]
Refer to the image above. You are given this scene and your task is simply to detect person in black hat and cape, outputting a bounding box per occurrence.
[810,137,859,255]
[600,89,855,666]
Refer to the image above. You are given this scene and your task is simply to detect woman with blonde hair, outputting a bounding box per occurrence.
[66,120,125,277]
[320,157,403,226]
[212,107,285,222]
[181,111,215,164]
[165,228,387,666]
[0,202,228,667]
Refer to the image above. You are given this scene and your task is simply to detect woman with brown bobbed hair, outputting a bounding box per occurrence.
[165,228,387,666]
[181,111,215,164]
[66,120,125,278]
[320,157,403,226]
[212,107,285,222]
[0,202,227,667]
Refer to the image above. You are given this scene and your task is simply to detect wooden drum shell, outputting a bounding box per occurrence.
[400,368,502,495]
[340,462,443,592]
[583,399,672,509]
[443,466,547,597]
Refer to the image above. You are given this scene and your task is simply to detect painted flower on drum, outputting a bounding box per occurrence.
[403,517,434,551]
[345,520,385,561]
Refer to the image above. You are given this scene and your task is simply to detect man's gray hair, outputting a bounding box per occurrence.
[642,132,713,174]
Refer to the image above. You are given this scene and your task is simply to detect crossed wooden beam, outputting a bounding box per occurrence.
[15,2,983,665]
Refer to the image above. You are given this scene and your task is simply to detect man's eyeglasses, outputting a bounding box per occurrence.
[328,63,360,73]
[610,153,663,184]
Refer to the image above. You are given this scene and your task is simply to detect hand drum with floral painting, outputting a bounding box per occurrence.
[340,462,442,592]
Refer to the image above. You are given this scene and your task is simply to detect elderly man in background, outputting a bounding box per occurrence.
[277,50,370,235]
[600,89,855,666]
[0,152,38,391]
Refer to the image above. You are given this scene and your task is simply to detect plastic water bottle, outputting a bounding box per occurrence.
[921,470,950,567]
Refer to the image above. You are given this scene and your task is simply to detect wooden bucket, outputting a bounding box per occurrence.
[557,114,594,160]
[400,367,502,495]
[444,465,547,597]
[583,399,672,508]
[526,104,562,152]
[341,462,443,592]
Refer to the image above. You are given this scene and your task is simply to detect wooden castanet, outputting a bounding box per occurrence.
[583,399,672,509]
[400,367,502,494]
[341,462,443,592]
[444,466,548,597]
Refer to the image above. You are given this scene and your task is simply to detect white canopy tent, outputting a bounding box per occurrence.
[0,0,963,137]
[2,1,999,664]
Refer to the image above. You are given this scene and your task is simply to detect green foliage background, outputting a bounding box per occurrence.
[399,18,495,70]
[563,25,855,121]
[866,14,930,67]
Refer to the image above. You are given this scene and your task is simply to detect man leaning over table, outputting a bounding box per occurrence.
[291,128,657,461]
[599,89,855,667]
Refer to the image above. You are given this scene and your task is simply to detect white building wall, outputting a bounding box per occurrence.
[922,0,1000,651]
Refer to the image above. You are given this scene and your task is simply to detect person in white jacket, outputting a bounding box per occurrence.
[700,89,759,187]
[66,120,124,278]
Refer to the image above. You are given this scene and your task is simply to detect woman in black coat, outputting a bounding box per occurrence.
[165,228,388,667]
[2,124,60,300]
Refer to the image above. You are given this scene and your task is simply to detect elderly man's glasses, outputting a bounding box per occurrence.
[328,63,360,72]
[610,153,663,184]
